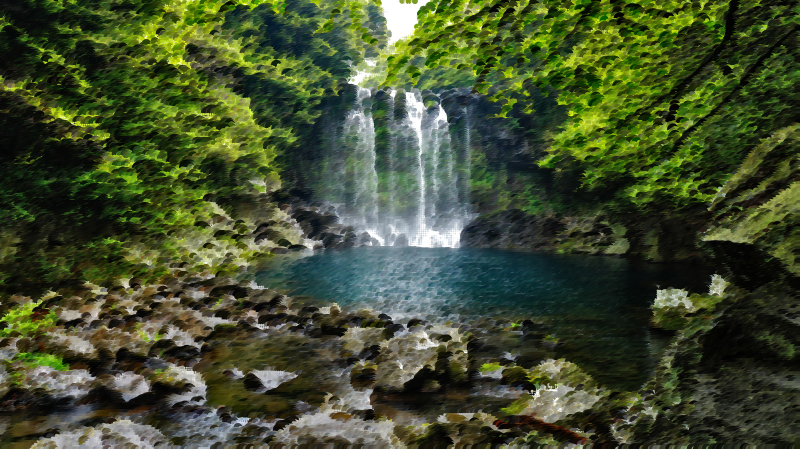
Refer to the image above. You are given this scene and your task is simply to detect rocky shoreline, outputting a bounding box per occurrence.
[0,265,629,447]
[1,195,796,447]
[459,209,619,255]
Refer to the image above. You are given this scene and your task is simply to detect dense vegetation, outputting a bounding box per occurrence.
[385,0,798,266]
[5,0,792,289]
[378,1,798,208]
[0,0,387,293]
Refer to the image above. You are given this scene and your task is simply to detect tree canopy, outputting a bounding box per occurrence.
[1,0,796,287]
[0,0,386,289]
[384,0,798,212]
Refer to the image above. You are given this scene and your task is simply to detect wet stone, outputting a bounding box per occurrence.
[408,318,427,328]
[358,345,381,361]
[383,323,405,339]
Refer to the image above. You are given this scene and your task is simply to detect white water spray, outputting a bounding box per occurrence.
[327,87,471,248]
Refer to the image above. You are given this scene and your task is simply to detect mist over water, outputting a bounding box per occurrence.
[321,87,473,248]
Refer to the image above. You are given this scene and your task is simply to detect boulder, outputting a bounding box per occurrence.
[460,209,566,249]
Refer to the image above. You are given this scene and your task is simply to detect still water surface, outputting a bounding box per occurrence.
[255,247,713,389]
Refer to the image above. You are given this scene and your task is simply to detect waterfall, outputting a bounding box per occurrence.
[387,90,397,221]
[404,92,427,244]
[461,105,471,208]
[324,87,471,248]
[342,88,379,232]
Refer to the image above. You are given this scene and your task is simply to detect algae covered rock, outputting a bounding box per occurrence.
[373,325,469,391]
[31,420,168,448]
[271,393,399,447]
[499,359,603,424]
[703,123,799,279]
[623,278,800,445]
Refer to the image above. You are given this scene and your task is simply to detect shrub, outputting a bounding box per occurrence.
[0,300,58,338]
[15,352,69,371]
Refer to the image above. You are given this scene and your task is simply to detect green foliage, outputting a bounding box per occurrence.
[0,300,57,338]
[543,334,559,343]
[1,0,267,286]
[0,0,383,289]
[501,393,534,415]
[15,352,70,371]
[315,0,388,48]
[386,0,798,215]
[479,362,502,372]
[703,124,799,273]
[470,152,511,210]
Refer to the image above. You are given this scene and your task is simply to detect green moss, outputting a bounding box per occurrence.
[0,300,58,338]
[754,331,796,360]
[15,352,69,371]
[479,362,502,372]
[530,375,556,390]
[652,293,727,331]
[501,393,534,415]
[604,237,630,255]
[651,307,690,331]
[543,334,559,343]
[512,430,562,446]
[447,361,468,383]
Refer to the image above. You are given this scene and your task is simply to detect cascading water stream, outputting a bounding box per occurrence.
[342,88,380,235]
[326,87,472,248]
[403,91,428,245]
[388,90,397,222]
[462,106,471,208]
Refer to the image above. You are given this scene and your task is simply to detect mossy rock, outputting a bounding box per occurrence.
[500,366,536,391]
[651,309,690,331]
[350,363,377,389]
